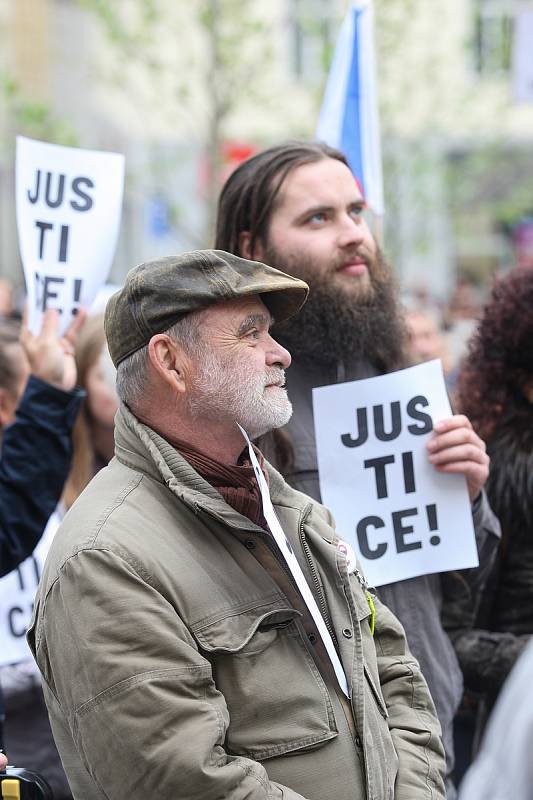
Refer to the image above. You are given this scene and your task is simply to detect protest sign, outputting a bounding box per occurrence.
[16,136,125,334]
[312,360,479,587]
[0,511,60,666]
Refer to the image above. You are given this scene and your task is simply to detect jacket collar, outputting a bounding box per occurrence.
[113,402,296,531]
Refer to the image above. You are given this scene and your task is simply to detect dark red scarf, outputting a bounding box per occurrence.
[175,440,268,530]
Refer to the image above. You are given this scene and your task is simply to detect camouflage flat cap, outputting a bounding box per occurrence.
[105,249,308,366]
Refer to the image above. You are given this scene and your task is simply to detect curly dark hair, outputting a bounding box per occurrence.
[457,267,533,442]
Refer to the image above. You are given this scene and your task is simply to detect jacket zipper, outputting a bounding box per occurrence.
[299,516,338,646]
[195,501,336,638]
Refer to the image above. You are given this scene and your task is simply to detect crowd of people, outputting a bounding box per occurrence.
[0,139,531,800]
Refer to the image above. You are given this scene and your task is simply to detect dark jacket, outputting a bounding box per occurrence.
[445,405,533,719]
[0,376,83,577]
[261,356,501,792]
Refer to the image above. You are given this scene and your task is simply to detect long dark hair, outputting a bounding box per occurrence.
[214,140,349,255]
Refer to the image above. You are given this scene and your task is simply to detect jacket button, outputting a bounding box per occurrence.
[355,735,362,748]
[342,628,353,639]
[244,539,256,550]
[308,633,317,645]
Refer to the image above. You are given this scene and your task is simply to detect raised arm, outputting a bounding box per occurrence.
[0,310,85,576]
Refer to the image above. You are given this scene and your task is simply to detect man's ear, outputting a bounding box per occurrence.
[147,334,190,394]
[239,231,264,262]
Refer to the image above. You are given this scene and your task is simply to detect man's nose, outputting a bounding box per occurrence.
[267,337,291,369]
[337,212,366,248]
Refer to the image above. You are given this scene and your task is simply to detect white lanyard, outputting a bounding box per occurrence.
[238,425,350,698]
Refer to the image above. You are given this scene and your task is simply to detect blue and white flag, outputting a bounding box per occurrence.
[316,0,384,216]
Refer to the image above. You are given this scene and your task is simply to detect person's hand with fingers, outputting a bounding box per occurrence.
[426,414,490,503]
[20,308,86,392]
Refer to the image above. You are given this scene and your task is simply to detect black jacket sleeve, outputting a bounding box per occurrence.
[0,376,84,577]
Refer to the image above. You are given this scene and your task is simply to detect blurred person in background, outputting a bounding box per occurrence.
[61,314,118,509]
[0,310,84,575]
[444,276,485,374]
[402,299,464,397]
[0,280,15,319]
[404,301,452,370]
[443,267,533,777]
[458,637,533,800]
[215,141,501,798]
[0,319,30,426]
[1,314,116,798]
[0,308,84,793]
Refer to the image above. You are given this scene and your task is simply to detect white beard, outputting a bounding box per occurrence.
[187,349,293,440]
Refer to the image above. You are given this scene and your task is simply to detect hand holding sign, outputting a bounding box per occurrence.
[427,415,489,503]
[20,307,86,392]
[313,360,479,587]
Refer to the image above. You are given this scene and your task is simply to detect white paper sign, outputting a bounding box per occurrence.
[16,136,125,334]
[0,511,60,666]
[238,425,350,697]
[313,360,479,587]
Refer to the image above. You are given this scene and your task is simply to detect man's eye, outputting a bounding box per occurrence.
[350,204,366,218]
[307,211,327,224]
[247,328,260,339]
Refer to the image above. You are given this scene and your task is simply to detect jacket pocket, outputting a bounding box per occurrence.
[191,602,338,760]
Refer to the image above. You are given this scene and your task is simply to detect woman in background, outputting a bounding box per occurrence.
[3,314,118,799]
[445,267,533,758]
[62,313,118,508]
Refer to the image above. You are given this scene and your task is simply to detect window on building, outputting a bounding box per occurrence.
[473,0,514,75]
[288,0,342,81]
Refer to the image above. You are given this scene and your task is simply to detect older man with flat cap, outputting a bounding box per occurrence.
[29,250,445,800]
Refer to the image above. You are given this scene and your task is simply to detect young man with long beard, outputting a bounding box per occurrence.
[215,142,500,798]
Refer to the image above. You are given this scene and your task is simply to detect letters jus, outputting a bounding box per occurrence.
[341,396,433,448]
[27,172,94,211]
[27,171,95,264]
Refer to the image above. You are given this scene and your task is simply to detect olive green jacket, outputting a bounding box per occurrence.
[28,405,445,800]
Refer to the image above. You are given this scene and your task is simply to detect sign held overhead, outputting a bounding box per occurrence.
[16,136,125,333]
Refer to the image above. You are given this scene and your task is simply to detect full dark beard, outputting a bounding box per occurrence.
[267,247,408,373]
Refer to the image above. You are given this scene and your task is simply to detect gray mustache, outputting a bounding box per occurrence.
[264,368,286,388]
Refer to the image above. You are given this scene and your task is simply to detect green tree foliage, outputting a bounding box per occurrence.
[75,0,275,240]
[1,71,78,153]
